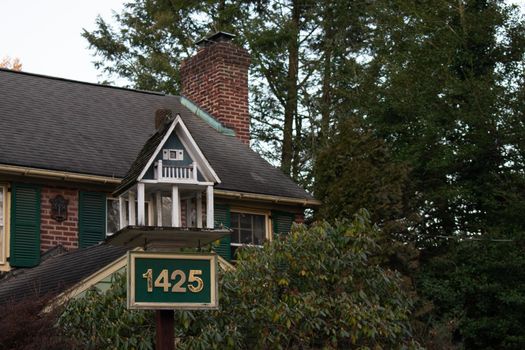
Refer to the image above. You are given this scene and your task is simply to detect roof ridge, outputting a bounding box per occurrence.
[0,68,166,96]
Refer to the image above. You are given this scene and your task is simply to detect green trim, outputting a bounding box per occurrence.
[78,191,106,249]
[10,184,41,267]
[213,204,231,261]
[180,96,236,137]
[272,210,295,236]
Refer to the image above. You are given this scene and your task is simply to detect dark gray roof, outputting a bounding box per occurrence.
[0,244,127,304]
[0,68,313,200]
[114,121,170,195]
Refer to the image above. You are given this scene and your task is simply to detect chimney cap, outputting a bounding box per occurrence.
[195,31,235,47]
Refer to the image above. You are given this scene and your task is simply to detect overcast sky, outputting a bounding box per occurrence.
[1,0,524,85]
[0,0,125,83]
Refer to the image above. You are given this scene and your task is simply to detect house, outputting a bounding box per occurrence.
[0,32,319,303]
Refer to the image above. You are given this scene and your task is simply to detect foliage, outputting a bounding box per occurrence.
[82,0,364,185]
[359,0,525,246]
[314,118,412,237]
[0,294,77,350]
[59,274,155,349]
[0,56,22,71]
[416,236,525,349]
[59,213,418,349]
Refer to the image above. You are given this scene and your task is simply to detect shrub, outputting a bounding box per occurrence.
[60,211,419,349]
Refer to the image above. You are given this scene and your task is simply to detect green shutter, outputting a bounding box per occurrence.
[213,204,231,261]
[10,184,41,267]
[272,211,295,237]
[78,191,106,249]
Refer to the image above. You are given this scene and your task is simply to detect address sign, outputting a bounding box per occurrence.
[127,251,218,310]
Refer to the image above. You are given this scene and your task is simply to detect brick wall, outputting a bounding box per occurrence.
[180,40,251,144]
[40,187,78,252]
[294,213,305,225]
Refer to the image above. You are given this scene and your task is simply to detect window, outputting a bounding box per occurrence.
[0,186,5,264]
[106,198,150,235]
[106,198,120,235]
[230,212,267,246]
[162,149,184,161]
[161,196,172,227]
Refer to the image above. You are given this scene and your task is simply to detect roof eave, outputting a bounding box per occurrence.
[0,163,121,185]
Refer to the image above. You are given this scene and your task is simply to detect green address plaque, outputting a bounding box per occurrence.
[127,251,218,310]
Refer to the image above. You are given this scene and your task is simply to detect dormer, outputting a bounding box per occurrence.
[113,113,220,230]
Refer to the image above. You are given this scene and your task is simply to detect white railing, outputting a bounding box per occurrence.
[155,160,197,181]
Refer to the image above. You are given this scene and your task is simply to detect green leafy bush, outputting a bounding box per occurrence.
[59,274,155,350]
[60,212,418,349]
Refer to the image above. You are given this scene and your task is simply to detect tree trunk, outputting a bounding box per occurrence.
[319,1,333,143]
[281,0,300,176]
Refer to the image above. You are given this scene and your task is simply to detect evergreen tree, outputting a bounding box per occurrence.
[361,0,525,245]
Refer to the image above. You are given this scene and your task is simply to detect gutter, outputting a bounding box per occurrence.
[214,189,321,207]
[0,164,121,185]
[0,164,320,206]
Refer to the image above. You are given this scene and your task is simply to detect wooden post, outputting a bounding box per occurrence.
[155,310,174,350]
[137,183,145,226]
[128,191,136,226]
[172,185,180,227]
[157,159,163,180]
[206,185,214,228]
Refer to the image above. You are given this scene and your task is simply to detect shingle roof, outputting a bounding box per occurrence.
[114,120,171,195]
[0,244,127,304]
[0,68,314,200]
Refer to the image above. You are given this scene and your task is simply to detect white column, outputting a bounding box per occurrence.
[206,185,214,229]
[196,192,203,228]
[128,191,136,226]
[157,159,163,180]
[119,196,126,229]
[172,185,180,227]
[156,191,162,226]
[137,183,145,226]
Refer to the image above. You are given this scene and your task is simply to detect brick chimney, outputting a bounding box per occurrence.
[180,32,251,144]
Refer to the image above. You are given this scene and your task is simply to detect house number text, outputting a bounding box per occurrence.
[142,269,204,293]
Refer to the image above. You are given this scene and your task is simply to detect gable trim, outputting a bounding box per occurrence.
[137,121,177,182]
[137,115,221,184]
[175,116,221,184]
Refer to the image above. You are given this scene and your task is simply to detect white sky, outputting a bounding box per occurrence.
[0,0,524,85]
[0,0,125,83]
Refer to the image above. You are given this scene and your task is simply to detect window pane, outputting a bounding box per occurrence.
[162,196,172,227]
[240,214,251,229]
[230,213,240,243]
[241,229,253,244]
[230,212,266,246]
[253,215,265,245]
[106,199,120,235]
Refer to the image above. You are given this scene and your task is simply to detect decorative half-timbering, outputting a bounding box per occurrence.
[113,114,220,230]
